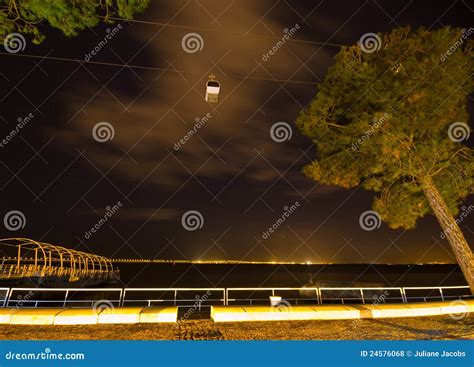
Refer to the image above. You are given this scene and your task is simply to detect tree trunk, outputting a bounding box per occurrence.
[420,175,474,294]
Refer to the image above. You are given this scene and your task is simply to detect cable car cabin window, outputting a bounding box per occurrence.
[207,81,220,87]
[206,92,219,103]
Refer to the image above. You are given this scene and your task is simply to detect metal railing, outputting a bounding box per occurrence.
[226,287,320,306]
[122,288,225,307]
[402,286,470,303]
[318,287,405,305]
[0,288,8,307]
[0,286,470,308]
[4,288,122,308]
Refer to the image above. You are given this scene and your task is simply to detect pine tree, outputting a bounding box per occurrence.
[0,0,150,44]
[296,27,474,293]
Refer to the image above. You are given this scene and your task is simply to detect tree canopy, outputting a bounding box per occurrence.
[296,27,474,229]
[0,0,150,44]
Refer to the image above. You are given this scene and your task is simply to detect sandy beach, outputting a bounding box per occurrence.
[0,314,472,340]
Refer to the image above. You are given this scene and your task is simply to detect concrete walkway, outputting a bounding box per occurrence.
[211,300,474,322]
[0,307,177,325]
[0,300,472,325]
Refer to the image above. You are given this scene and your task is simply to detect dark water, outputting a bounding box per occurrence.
[2,264,468,307]
[114,263,466,288]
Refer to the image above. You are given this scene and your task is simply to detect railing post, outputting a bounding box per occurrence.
[5,288,13,308]
[63,290,69,308]
[439,288,444,302]
[400,288,407,304]
[120,289,126,307]
[0,290,5,307]
[360,289,365,304]
[173,290,177,307]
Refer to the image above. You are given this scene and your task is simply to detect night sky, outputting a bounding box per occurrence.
[0,0,473,264]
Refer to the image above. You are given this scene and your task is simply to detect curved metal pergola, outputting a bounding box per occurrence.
[0,237,113,275]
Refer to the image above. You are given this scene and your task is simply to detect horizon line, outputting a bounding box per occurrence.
[110,259,457,266]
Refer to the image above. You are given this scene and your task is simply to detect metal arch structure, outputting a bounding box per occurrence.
[0,238,117,282]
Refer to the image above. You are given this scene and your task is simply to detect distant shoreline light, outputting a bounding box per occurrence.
[109,259,456,266]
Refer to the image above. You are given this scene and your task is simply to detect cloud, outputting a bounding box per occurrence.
[47,1,333,196]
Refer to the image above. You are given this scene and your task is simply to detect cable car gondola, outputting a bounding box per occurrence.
[205,74,220,103]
